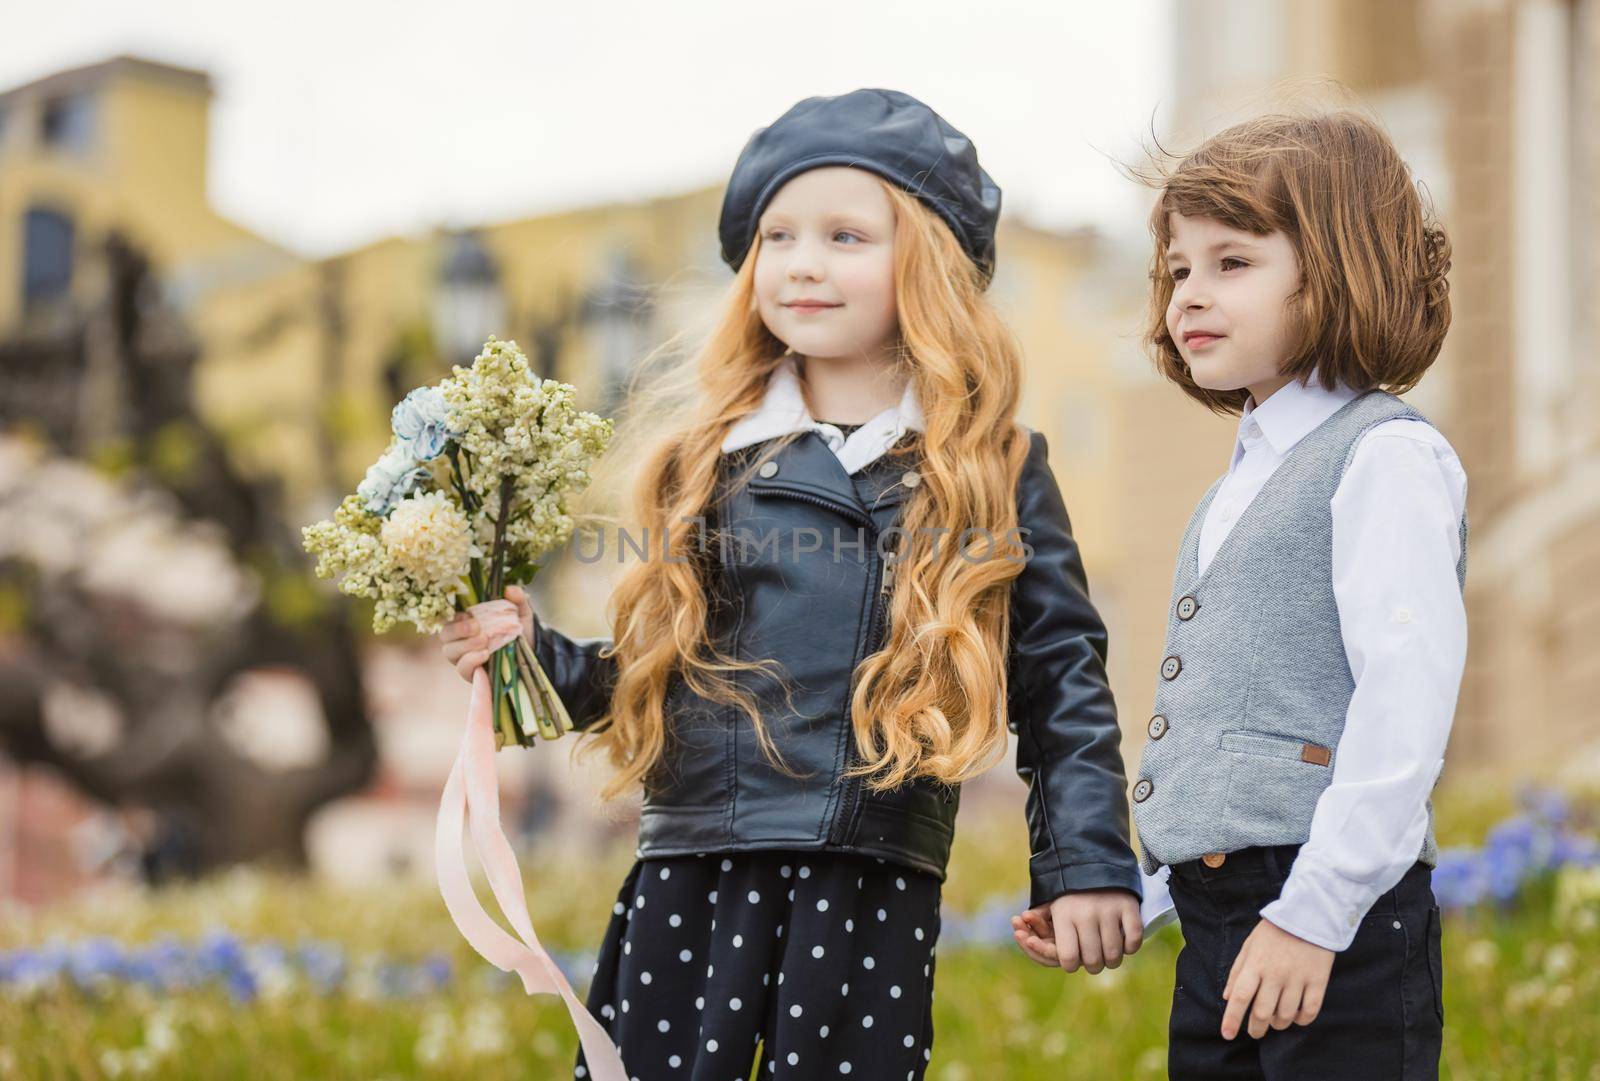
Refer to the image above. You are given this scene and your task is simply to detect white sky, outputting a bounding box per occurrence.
[7,0,1174,259]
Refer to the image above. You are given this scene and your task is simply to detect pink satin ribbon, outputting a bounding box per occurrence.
[435,599,628,1081]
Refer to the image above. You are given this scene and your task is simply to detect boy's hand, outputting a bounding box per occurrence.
[1221,918,1335,1039]
[1009,889,1143,974]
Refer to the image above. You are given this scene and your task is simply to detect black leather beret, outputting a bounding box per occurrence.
[718,88,1002,282]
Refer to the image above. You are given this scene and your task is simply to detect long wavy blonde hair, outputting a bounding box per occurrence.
[579,177,1032,801]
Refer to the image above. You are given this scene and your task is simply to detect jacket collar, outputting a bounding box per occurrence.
[720,354,926,475]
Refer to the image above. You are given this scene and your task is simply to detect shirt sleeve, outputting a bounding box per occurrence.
[1140,864,1179,934]
[1259,422,1468,951]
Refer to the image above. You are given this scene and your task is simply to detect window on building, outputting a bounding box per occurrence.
[23,206,76,307]
[40,93,95,154]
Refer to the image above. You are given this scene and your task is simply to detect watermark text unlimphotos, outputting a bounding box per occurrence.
[561,520,1035,566]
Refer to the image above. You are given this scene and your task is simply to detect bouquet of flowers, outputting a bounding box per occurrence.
[302,336,612,749]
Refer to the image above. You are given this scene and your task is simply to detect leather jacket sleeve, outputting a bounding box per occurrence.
[529,616,618,733]
[1008,429,1142,908]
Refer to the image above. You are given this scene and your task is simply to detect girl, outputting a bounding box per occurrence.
[438,88,1143,1080]
[1026,111,1464,1080]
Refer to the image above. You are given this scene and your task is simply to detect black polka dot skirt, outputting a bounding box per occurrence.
[575,850,942,1081]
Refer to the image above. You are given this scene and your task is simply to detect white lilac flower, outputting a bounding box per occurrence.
[355,443,430,515]
[380,491,476,590]
[391,386,457,461]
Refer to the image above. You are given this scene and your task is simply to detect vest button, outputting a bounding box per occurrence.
[1147,715,1168,740]
[1202,852,1227,869]
[1161,655,1182,681]
[1132,779,1154,803]
[758,460,779,478]
[1176,595,1199,621]
[901,469,922,488]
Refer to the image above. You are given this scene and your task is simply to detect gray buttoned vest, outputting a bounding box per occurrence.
[1130,390,1468,876]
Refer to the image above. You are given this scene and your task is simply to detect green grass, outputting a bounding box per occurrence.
[1,778,1596,1080]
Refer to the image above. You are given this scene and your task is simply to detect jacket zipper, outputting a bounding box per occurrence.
[829,549,893,844]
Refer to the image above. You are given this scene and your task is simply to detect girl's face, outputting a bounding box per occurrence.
[753,166,899,363]
[1164,211,1302,405]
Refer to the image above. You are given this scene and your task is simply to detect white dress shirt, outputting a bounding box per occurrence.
[1139,378,1469,951]
[719,354,926,473]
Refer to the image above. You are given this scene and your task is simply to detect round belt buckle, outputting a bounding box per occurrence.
[1201,852,1226,869]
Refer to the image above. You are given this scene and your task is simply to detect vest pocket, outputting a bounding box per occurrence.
[1219,730,1333,764]
[1219,731,1335,836]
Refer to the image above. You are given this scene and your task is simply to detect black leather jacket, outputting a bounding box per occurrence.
[532,427,1140,907]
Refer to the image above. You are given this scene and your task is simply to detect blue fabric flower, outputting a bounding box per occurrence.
[391,386,457,461]
[356,444,430,515]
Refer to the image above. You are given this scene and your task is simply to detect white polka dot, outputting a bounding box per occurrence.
[601,1004,615,1020]
[863,1015,873,1028]
[787,1053,799,1066]
[799,866,812,879]
[877,909,887,922]
[863,956,875,970]
[669,1055,682,1068]
[621,999,630,1012]
[857,877,864,888]
[679,949,692,962]
[914,927,924,941]
[708,890,718,904]
[845,919,854,933]
[790,1004,803,1018]
[624,942,632,955]
[763,973,769,986]
[816,899,829,912]
[820,1025,830,1038]
[896,877,906,891]
[707,1038,719,1052]
[695,996,704,1010]
[903,1035,915,1048]
[575,1068,587,1079]
[707,964,714,977]
[890,985,902,998]
[924,1049,931,1061]
[659,867,671,880]
[787,889,795,901]
[640,971,652,985]
[657,1019,671,1033]
[841,982,850,995]
[730,996,742,1011]
[748,890,761,904]
[721,859,732,871]
[812,945,825,959]
[635,896,646,908]
[781,865,792,878]
[778,972,785,985]
[840,1064,852,1075]
[670,914,682,928]
[613,902,624,915]
[733,934,744,948]
[776,924,784,938]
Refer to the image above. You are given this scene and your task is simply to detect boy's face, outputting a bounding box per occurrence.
[1164,212,1302,405]
[753,166,900,363]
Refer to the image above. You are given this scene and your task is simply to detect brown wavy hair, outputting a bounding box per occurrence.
[577,177,1032,801]
[1138,110,1453,414]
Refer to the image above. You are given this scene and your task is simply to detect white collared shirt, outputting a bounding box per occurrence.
[1139,378,1469,951]
[719,354,926,474]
